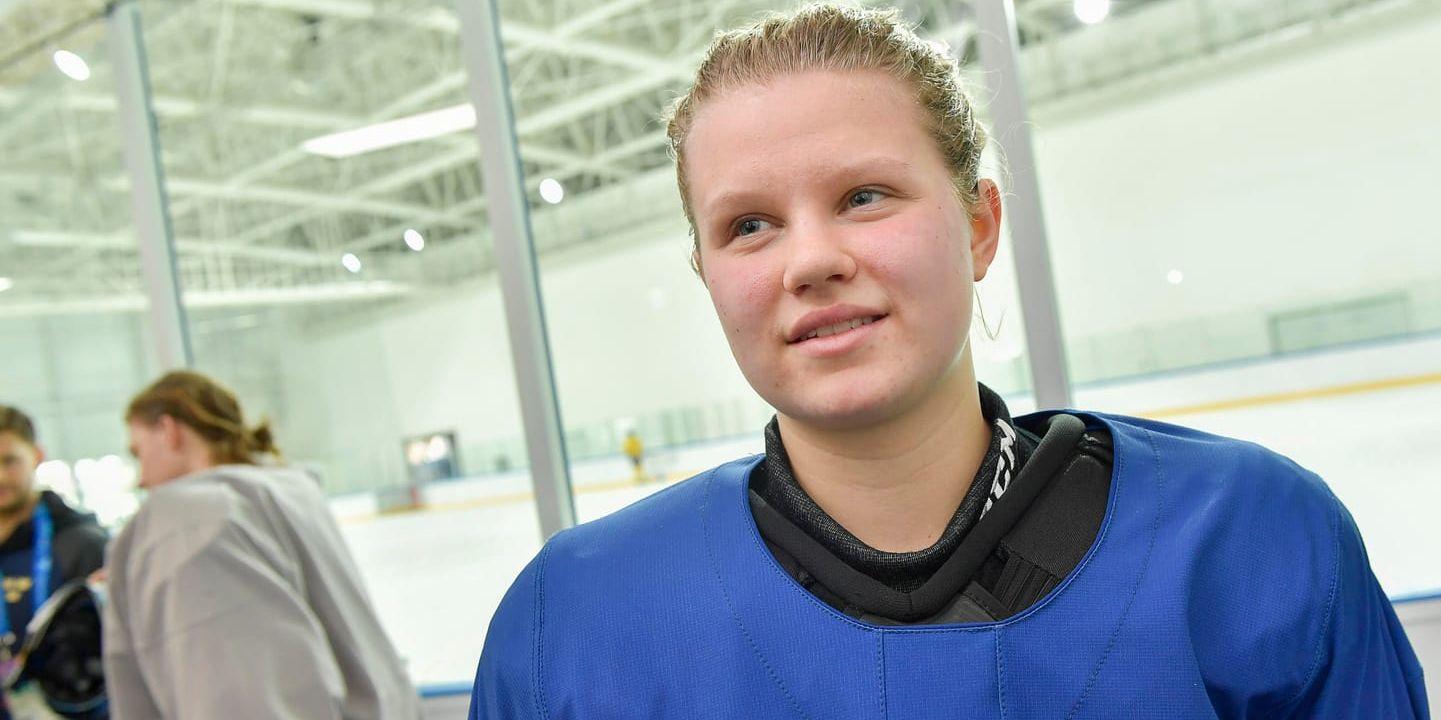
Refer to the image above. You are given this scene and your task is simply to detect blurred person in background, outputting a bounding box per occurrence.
[622,429,648,483]
[470,4,1425,718]
[0,406,108,719]
[105,370,420,719]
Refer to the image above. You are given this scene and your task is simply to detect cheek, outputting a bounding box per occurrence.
[136,439,161,470]
[707,261,775,341]
[865,210,972,303]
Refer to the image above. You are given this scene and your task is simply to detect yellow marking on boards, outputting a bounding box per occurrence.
[1140,371,1441,419]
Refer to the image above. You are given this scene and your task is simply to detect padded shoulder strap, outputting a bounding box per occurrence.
[913,414,1088,608]
[969,426,1114,619]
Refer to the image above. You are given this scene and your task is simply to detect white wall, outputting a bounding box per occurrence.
[273,228,761,492]
[0,313,154,460]
[1033,9,1441,337]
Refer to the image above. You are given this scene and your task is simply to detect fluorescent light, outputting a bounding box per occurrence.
[303,104,475,158]
[1167,269,1184,285]
[12,230,126,248]
[539,178,565,204]
[0,283,412,317]
[53,50,91,81]
[341,253,362,273]
[0,277,12,292]
[404,229,425,251]
[1073,0,1111,24]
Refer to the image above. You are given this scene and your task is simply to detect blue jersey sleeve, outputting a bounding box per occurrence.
[470,545,551,720]
[1277,499,1428,718]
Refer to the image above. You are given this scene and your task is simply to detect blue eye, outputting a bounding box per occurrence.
[735,218,768,237]
[849,189,881,208]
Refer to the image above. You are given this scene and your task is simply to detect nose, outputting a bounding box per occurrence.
[781,220,857,295]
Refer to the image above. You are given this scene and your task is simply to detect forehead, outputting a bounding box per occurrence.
[683,69,940,211]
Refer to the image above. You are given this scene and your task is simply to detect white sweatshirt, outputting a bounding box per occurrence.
[102,464,421,719]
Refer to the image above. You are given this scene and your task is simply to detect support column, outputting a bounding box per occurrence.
[108,0,192,370]
[974,0,1073,408]
[455,0,576,537]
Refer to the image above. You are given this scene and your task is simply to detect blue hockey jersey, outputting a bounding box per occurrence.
[470,412,1428,718]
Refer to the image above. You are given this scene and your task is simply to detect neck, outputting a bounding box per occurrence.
[776,357,991,553]
[0,492,40,544]
[147,456,218,490]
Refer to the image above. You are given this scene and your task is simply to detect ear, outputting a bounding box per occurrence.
[31,443,45,469]
[968,179,1003,282]
[691,248,708,286]
[158,415,184,450]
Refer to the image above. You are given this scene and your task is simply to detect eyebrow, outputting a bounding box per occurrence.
[700,155,916,218]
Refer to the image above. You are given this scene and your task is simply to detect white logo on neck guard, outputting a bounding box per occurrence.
[982,420,1018,517]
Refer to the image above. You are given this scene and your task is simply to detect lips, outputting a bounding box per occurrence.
[787,304,888,344]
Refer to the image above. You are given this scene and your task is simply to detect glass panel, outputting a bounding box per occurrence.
[495,0,1033,524]
[0,14,150,527]
[1015,0,1441,595]
[138,0,543,685]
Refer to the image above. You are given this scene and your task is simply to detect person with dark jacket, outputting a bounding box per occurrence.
[0,405,108,718]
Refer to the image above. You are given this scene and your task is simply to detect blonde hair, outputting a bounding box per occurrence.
[126,370,280,465]
[664,3,988,271]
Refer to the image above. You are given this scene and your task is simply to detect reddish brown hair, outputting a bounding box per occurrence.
[126,370,279,465]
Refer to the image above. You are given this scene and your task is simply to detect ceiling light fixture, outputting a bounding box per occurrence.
[1073,0,1111,25]
[303,104,475,158]
[53,50,91,81]
[539,178,565,204]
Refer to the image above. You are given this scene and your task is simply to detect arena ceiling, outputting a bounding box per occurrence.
[0,0,1428,318]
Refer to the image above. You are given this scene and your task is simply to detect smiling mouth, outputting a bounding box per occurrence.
[792,314,886,343]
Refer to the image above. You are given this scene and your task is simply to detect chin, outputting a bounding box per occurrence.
[775,378,911,431]
[767,349,963,431]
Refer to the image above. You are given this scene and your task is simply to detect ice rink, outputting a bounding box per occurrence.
[336,332,1441,689]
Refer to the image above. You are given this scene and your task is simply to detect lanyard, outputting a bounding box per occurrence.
[0,502,53,640]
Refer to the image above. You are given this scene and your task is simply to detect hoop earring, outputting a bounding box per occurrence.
[974,288,1004,342]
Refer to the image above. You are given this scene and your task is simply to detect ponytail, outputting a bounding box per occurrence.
[248,419,280,459]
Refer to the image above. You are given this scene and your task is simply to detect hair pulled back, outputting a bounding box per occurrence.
[125,370,280,465]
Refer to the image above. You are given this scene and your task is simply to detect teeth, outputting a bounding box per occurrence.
[803,316,875,341]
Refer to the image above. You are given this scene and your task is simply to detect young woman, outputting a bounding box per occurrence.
[470,5,1426,718]
[106,371,421,719]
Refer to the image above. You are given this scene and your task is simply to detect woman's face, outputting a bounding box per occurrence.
[685,69,1000,431]
[128,416,190,489]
